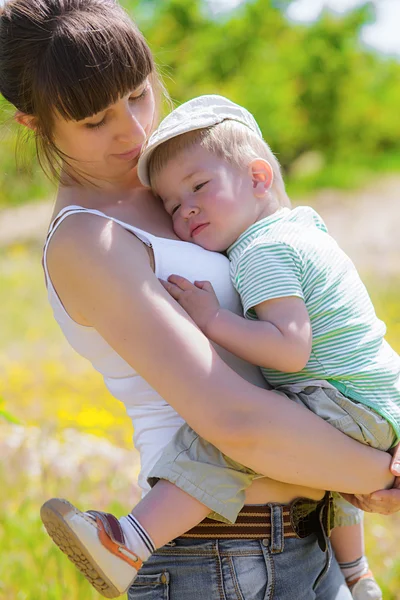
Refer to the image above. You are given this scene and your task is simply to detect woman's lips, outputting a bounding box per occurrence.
[114,145,142,160]
[191,223,209,237]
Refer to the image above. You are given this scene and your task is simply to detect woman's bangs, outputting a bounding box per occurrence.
[40,22,153,122]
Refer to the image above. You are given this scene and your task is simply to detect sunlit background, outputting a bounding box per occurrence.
[1,1,400,598]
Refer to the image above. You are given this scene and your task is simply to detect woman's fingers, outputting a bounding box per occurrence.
[340,493,364,510]
[368,489,400,514]
[342,487,400,515]
[390,443,400,476]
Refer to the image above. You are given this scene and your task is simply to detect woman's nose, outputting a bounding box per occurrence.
[115,106,146,144]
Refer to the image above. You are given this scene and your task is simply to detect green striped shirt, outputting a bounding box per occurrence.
[228,207,400,439]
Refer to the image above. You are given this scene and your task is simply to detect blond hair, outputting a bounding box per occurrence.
[148,120,290,207]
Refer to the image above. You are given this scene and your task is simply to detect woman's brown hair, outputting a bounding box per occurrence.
[0,0,161,179]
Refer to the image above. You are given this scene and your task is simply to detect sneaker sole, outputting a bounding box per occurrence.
[40,498,122,598]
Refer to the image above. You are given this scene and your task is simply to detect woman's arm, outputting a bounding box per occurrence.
[47,213,393,495]
[341,445,400,514]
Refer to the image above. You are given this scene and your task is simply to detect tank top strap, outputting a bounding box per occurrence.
[43,204,156,281]
[43,205,158,323]
[45,204,156,247]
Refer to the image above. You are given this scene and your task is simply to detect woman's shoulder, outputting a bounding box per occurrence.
[48,207,148,273]
[46,206,151,324]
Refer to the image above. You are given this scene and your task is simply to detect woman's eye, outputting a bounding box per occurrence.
[171,204,180,215]
[193,181,208,192]
[85,118,106,130]
[129,87,148,102]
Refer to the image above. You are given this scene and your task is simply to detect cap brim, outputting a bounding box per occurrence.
[137,121,218,187]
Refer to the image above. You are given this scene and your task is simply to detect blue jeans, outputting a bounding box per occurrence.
[128,536,351,600]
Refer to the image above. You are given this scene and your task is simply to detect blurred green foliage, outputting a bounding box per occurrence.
[1,0,400,208]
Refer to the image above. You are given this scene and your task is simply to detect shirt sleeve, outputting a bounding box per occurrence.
[310,208,328,234]
[233,241,304,316]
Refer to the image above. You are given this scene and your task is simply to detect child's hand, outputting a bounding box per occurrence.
[160,275,220,334]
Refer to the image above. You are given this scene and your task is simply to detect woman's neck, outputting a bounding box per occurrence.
[58,163,143,203]
[53,167,179,239]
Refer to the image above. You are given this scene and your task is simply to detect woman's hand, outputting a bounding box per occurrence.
[341,444,400,515]
[160,275,220,335]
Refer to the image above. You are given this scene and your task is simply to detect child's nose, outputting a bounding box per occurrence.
[181,204,200,219]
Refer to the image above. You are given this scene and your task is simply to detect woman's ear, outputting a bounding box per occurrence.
[248,158,274,198]
[14,111,37,131]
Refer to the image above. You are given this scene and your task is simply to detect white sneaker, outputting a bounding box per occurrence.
[349,571,383,600]
[40,498,142,598]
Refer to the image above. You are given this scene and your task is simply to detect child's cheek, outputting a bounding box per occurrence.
[173,218,190,242]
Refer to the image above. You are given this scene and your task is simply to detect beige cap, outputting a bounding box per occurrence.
[137,94,262,186]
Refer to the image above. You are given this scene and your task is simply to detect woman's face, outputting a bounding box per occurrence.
[52,79,155,184]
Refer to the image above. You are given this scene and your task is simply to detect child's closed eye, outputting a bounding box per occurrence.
[193,181,208,192]
[171,204,181,215]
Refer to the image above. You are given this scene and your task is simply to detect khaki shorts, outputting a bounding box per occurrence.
[148,382,396,527]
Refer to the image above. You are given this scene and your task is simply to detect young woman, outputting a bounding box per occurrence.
[1,1,399,598]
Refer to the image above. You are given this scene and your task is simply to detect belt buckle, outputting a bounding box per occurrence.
[290,496,320,539]
[291,493,334,552]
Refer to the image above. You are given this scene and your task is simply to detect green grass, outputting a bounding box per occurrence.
[0,432,140,600]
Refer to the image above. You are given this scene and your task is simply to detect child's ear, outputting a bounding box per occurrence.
[14,111,38,131]
[248,158,274,198]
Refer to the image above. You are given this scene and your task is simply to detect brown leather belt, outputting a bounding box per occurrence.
[181,493,334,544]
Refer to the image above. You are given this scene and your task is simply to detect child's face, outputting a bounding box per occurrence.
[154,145,267,252]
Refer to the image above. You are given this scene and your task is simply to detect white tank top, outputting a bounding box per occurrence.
[43,205,265,494]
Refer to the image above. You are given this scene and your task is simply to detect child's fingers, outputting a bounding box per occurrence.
[159,279,169,289]
[159,278,183,301]
[194,280,214,292]
[168,274,195,290]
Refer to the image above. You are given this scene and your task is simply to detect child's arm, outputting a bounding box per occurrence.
[163,275,312,373]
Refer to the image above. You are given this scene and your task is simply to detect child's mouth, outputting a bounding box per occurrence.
[191,223,209,237]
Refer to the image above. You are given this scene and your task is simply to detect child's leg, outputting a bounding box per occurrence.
[330,523,382,599]
[330,522,366,570]
[120,479,210,553]
[117,426,262,558]
[41,425,259,598]
[40,484,207,600]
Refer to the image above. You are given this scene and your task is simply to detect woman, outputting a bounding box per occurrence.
[1,1,399,599]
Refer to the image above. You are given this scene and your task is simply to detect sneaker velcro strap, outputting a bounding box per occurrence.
[87,510,125,546]
[347,569,375,589]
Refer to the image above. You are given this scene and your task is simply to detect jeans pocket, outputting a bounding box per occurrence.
[128,572,169,600]
[226,557,245,600]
